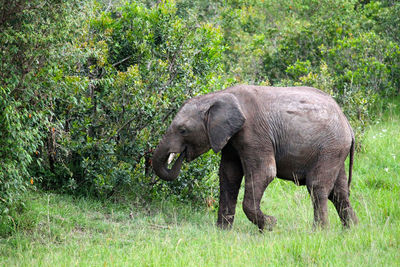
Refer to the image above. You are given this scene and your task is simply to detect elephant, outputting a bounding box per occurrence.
[152,85,358,231]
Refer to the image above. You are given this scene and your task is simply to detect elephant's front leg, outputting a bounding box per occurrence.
[242,158,277,232]
[217,145,243,229]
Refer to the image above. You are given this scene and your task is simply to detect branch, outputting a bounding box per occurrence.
[104,0,112,13]
[106,117,136,142]
[112,56,132,68]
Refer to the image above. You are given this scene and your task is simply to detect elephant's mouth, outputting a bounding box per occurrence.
[167,148,187,167]
[169,146,209,164]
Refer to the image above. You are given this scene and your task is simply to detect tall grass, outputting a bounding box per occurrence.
[1,100,399,266]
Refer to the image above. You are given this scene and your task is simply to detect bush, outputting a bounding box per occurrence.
[259,1,400,140]
[0,0,87,236]
[33,0,225,201]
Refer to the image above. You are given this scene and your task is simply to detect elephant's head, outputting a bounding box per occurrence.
[152,93,246,181]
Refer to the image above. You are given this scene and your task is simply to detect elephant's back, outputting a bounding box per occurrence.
[227,85,349,132]
[225,85,353,182]
[226,85,352,148]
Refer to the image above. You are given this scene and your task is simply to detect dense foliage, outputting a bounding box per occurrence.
[33,1,224,200]
[0,0,89,235]
[1,0,399,235]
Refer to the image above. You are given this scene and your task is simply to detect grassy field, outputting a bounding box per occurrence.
[1,101,399,266]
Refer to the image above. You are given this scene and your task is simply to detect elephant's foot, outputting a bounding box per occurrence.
[243,204,277,232]
[312,221,329,231]
[217,222,232,230]
[342,209,358,228]
[258,215,277,233]
[260,215,277,232]
[217,214,235,230]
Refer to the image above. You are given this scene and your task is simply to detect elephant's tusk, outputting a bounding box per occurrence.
[167,153,176,165]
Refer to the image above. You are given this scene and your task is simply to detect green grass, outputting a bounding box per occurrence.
[1,100,399,266]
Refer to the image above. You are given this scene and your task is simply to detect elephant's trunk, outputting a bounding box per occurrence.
[152,141,185,181]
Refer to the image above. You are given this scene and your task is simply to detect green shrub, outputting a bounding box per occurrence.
[265,1,399,140]
[323,32,399,96]
[34,0,225,201]
[0,0,87,236]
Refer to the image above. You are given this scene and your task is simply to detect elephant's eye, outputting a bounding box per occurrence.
[179,128,187,135]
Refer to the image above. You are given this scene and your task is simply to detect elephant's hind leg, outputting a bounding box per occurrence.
[308,185,329,228]
[306,163,337,229]
[217,145,243,229]
[328,165,358,227]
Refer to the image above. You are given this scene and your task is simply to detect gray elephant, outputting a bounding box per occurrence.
[152,85,358,231]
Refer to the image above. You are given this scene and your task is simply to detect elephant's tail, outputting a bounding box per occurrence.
[348,133,355,190]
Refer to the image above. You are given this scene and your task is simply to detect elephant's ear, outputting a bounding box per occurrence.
[206,93,245,153]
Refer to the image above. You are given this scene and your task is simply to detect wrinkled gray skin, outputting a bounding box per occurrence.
[152,85,358,231]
